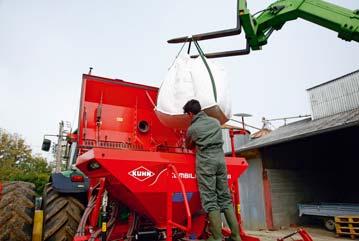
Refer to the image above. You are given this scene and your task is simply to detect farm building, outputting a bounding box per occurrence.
[232,70,359,230]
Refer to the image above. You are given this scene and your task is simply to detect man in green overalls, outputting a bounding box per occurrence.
[183,99,241,241]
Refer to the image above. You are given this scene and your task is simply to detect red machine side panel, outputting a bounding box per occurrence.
[77,75,188,153]
[77,148,248,227]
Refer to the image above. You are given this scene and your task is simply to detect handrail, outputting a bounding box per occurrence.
[166,164,192,241]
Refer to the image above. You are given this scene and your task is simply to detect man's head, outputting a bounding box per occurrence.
[183,99,201,118]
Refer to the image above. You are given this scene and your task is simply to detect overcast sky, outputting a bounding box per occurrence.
[0,0,358,158]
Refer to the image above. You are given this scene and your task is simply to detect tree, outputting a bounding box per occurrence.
[0,128,51,194]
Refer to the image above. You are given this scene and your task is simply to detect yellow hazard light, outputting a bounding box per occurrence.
[102,222,107,232]
[237,204,241,214]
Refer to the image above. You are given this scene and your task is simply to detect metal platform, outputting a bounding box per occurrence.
[298,203,359,218]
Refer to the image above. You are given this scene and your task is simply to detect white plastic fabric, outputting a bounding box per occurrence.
[155,54,231,128]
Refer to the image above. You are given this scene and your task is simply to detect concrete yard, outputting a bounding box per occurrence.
[246,227,354,241]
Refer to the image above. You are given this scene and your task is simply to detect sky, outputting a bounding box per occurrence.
[0,0,358,158]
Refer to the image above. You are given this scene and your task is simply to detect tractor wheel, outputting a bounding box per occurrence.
[42,183,85,241]
[0,181,36,241]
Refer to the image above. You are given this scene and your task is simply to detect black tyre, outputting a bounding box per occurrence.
[0,181,36,241]
[42,183,85,241]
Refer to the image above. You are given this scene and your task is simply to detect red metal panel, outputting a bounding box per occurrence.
[77,148,248,228]
[77,75,187,154]
[263,169,274,230]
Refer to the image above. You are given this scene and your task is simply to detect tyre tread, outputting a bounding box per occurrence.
[0,181,36,241]
[43,183,84,241]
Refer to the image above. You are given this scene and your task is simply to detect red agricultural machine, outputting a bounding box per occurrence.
[67,74,254,241]
[0,74,313,241]
[36,74,313,241]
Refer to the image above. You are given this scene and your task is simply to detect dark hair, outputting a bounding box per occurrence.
[183,99,201,115]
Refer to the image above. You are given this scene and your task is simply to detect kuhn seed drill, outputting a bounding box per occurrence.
[70,75,254,241]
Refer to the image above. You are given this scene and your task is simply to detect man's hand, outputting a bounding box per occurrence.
[185,136,195,149]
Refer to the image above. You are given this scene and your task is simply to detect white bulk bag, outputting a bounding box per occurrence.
[155,53,231,128]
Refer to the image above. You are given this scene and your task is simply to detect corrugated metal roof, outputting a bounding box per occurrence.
[307,70,359,119]
[306,69,359,91]
[238,108,359,152]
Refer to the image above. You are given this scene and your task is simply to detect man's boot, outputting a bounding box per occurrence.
[223,207,242,241]
[207,210,222,241]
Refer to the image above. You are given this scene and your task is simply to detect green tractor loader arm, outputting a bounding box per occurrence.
[168,0,359,57]
[241,0,359,50]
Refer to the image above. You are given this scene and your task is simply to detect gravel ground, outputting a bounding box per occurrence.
[245,227,353,241]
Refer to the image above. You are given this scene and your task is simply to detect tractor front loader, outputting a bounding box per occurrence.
[168,0,359,57]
